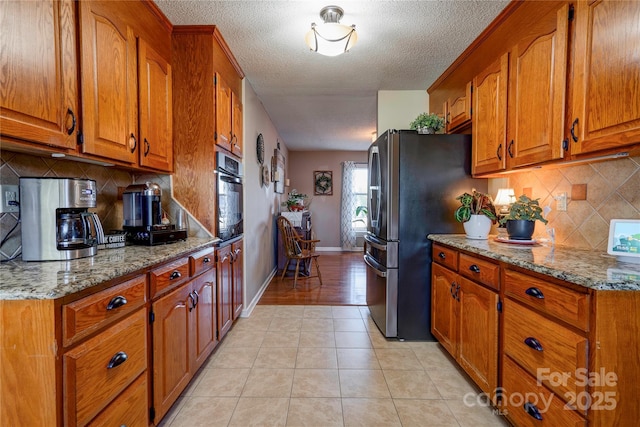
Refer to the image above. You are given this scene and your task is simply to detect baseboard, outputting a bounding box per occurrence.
[241,267,277,317]
[316,246,364,252]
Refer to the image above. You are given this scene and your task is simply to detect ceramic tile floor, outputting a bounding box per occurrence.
[157,305,510,427]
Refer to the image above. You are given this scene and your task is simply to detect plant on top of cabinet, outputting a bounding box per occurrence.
[410,112,445,134]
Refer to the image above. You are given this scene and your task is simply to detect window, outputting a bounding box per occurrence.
[351,165,368,231]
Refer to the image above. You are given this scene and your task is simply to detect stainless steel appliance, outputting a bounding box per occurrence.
[122,182,187,245]
[20,177,101,261]
[216,152,243,242]
[365,130,488,340]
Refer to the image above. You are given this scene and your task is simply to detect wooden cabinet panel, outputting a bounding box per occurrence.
[87,374,148,427]
[138,38,173,172]
[231,90,243,157]
[0,0,77,149]
[189,247,215,277]
[445,81,472,133]
[232,240,244,320]
[571,0,640,155]
[431,263,458,356]
[63,275,147,347]
[472,53,508,175]
[507,5,569,168]
[216,244,234,339]
[458,253,499,291]
[64,309,147,427]
[432,243,458,271]
[502,356,586,427]
[504,299,588,402]
[149,257,190,298]
[152,284,191,422]
[458,276,499,398]
[215,73,232,152]
[191,270,217,371]
[78,1,138,163]
[504,269,589,331]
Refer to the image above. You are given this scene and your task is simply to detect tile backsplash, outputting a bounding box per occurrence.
[503,155,640,250]
[0,150,210,261]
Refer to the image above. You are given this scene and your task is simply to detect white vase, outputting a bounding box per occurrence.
[463,214,492,240]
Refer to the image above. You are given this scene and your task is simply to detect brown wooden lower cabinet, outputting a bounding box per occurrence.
[431,242,640,427]
[216,244,234,339]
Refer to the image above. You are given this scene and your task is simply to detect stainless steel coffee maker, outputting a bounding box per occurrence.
[20,177,101,261]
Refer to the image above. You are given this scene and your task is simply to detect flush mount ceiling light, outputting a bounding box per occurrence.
[305,5,358,56]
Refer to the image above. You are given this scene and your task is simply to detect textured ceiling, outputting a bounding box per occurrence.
[155,0,509,151]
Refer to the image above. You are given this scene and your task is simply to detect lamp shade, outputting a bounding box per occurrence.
[494,188,515,213]
[305,6,358,56]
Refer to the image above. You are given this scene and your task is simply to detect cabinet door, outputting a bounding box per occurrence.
[215,73,232,152]
[191,270,217,372]
[0,0,77,149]
[472,53,508,175]
[446,82,472,133]
[78,1,137,163]
[138,38,173,172]
[216,245,234,339]
[232,240,244,320]
[507,5,569,168]
[571,0,640,155]
[231,91,243,157]
[152,284,191,422]
[431,263,458,357]
[457,277,499,398]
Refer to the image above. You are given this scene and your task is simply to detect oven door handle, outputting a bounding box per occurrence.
[364,234,387,251]
[364,254,387,278]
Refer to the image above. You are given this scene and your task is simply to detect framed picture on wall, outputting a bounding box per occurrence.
[272,148,285,194]
[314,171,333,195]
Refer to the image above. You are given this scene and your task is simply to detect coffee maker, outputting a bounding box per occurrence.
[122,182,187,245]
[20,177,101,261]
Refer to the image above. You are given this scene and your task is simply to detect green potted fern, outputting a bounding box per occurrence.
[499,195,548,240]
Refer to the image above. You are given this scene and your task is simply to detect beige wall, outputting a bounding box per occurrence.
[493,155,640,250]
[287,150,368,249]
[377,90,429,135]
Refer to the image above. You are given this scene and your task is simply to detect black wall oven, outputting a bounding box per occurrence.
[216,152,243,242]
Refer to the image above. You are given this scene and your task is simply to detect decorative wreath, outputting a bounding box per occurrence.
[315,173,332,193]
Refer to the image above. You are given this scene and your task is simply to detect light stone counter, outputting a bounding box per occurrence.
[0,237,219,300]
[428,234,640,291]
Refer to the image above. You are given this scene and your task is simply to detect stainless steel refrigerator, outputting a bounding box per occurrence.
[364,129,487,340]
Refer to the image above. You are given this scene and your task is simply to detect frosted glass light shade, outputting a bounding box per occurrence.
[305,23,358,56]
[494,188,515,214]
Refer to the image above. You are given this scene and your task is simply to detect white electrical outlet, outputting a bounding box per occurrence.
[0,185,20,213]
[555,192,568,212]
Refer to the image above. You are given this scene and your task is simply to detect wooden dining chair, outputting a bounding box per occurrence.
[277,216,323,288]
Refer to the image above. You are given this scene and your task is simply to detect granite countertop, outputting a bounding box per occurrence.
[0,237,220,300]
[428,234,640,291]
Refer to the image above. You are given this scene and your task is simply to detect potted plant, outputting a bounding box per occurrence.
[454,190,498,239]
[409,112,445,134]
[499,195,548,240]
[282,189,308,212]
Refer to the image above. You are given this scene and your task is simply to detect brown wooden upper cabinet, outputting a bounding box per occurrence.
[472,53,508,175]
[570,0,640,156]
[444,82,472,133]
[138,39,173,172]
[0,0,78,150]
[231,91,243,158]
[215,73,233,153]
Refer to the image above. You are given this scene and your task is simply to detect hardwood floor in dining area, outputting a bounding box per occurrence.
[259,251,366,306]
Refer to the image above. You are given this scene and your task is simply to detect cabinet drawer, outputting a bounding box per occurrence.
[502,356,586,427]
[87,374,148,427]
[64,309,147,427]
[504,299,587,402]
[150,257,190,298]
[63,275,147,347]
[459,253,499,291]
[504,270,589,330]
[432,244,458,271]
[190,247,215,277]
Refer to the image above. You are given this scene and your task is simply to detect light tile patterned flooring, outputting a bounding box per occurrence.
[158,305,509,427]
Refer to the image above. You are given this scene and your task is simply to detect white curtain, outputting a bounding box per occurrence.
[340,161,357,250]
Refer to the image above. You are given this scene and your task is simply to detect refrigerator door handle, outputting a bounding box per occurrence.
[368,145,381,231]
[364,233,386,251]
[364,253,387,278]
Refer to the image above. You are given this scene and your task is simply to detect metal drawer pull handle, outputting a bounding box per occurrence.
[107,351,128,369]
[193,290,199,307]
[188,292,195,312]
[525,287,544,299]
[524,402,543,420]
[469,264,480,273]
[66,108,76,135]
[203,256,211,263]
[450,282,456,298]
[524,337,544,352]
[170,271,182,280]
[106,295,127,311]
[438,252,446,259]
